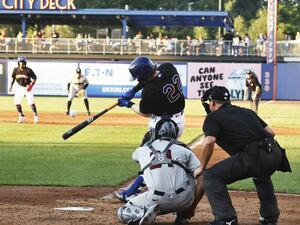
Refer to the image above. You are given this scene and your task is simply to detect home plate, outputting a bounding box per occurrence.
[54,207,94,211]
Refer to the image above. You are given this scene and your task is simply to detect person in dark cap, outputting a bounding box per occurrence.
[244,70,262,113]
[196,85,291,225]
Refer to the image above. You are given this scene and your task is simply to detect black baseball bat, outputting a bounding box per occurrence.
[62,102,118,140]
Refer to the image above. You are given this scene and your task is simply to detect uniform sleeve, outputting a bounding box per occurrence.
[132,147,141,163]
[12,68,17,78]
[251,110,268,127]
[84,76,89,85]
[203,115,221,138]
[29,68,37,81]
[186,151,201,172]
[133,81,146,92]
[158,63,178,78]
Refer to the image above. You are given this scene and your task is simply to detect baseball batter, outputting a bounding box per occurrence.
[66,68,91,116]
[116,119,201,225]
[9,56,39,124]
[118,56,185,142]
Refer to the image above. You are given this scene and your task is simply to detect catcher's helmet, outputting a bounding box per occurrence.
[76,68,81,74]
[150,119,179,141]
[17,56,27,64]
[129,57,156,82]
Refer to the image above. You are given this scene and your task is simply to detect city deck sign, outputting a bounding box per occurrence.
[0,0,76,10]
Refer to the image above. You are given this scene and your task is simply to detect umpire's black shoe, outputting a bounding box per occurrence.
[259,216,278,225]
[207,217,238,225]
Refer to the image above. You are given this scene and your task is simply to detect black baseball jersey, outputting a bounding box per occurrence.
[245,75,262,92]
[12,67,37,87]
[139,63,185,116]
[203,103,272,155]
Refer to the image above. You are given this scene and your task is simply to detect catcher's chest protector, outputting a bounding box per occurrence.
[140,140,188,174]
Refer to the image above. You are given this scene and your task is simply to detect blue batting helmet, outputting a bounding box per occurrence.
[17,56,27,63]
[129,57,156,82]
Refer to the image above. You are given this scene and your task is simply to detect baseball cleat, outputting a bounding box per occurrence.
[87,111,91,116]
[139,204,159,225]
[18,116,26,124]
[65,111,69,115]
[175,213,189,225]
[259,216,278,225]
[34,116,39,124]
[207,217,238,225]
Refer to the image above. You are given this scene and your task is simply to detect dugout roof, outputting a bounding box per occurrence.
[0,8,234,38]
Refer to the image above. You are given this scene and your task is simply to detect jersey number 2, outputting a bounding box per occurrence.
[163,74,182,103]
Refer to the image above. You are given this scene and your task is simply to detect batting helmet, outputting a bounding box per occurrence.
[17,56,27,64]
[129,57,156,82]
[150,119,179,141]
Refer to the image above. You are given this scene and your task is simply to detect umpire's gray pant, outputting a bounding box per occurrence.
[203,141,282,221]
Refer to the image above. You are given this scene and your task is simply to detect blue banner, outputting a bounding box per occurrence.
[267,0,277,63]
[261,64,274,100]
[87,85,187,98]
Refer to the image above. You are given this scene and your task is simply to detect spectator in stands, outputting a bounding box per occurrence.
[17,31,23,50]
[195,36,206,56]
[232,32,242,56]
[296,32,300,40]
[133,31,142,55]
[243,33,250,56]
[75,33,84,51]
[223,31,234,56]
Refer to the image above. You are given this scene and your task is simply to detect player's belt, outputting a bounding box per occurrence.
[153,187,185,196]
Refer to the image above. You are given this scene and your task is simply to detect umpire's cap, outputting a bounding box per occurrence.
[76,68,81,74]
[209,86,231,101]
[129,56,156,82]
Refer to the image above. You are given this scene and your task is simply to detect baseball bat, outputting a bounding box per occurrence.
[62,102,118,140]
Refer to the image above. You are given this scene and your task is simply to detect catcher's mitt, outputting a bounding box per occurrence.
[76,89,85,97]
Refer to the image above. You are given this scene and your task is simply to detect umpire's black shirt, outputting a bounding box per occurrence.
[203,103,272,156]
[139,63,185,116]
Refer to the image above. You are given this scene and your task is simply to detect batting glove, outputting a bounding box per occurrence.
[118,98,134,108]
[122,88,136,100]
[27,82,34,92]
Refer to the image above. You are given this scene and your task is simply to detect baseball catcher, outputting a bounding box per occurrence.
[116,119,201,225]
[65,68,91,116]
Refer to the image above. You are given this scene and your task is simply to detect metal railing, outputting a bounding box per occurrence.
[0,37,299,57]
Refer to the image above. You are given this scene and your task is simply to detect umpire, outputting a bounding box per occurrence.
[195,86,291,225]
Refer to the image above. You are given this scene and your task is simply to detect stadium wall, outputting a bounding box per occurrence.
[1,58,299,100]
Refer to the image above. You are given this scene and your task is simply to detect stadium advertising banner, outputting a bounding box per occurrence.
[80,62,187,97]
[0,0,76,10]
[261,64,274,100]
[0,60,7,94]
[7,60,187,97]
[187,62,261,100]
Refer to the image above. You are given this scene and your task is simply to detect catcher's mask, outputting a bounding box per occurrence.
[149,118,179,141]
[129,56,156,82]
[116,204,145,225]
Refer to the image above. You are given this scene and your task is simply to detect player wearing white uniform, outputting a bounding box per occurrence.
[117,119,201,225]
[65,68,91,115]
[9,56,39,124]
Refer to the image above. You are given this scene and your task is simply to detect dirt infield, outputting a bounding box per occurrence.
[0,111,299,225]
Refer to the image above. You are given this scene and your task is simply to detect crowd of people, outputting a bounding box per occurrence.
[1,28,300,56]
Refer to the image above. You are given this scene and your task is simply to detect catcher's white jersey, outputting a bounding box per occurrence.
[70,74,89,91]
[128,139,200,214]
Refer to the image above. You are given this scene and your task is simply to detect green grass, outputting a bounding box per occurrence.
[0,96,299,193]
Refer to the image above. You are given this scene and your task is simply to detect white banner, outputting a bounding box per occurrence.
[187,63,261,99]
